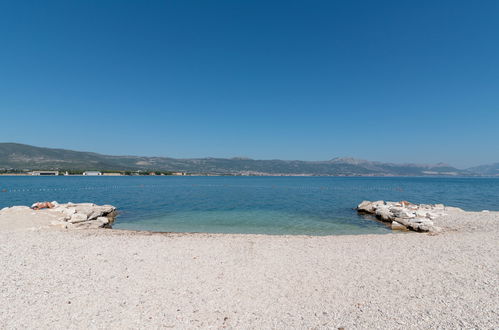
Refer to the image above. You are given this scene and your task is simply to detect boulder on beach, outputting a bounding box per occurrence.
[0,202,117,231]
[356,200,462,233]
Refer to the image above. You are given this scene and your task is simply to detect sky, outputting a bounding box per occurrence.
[0,0,498,168]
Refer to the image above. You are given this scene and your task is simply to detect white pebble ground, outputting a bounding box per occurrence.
[0,210,498,329]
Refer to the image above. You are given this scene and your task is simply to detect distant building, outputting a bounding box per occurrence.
[83,171,102,176]
[149,172,157,176]
[30,171,59,176]
[102,172,122,176]
[172,172,187,176]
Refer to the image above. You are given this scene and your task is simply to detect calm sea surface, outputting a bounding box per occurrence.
[0,176,498,235]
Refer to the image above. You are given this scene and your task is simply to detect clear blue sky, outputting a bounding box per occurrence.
[0,0,498,168]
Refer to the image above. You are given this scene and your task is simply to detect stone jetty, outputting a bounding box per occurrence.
[357,200,463,232]
[0,201,117,230]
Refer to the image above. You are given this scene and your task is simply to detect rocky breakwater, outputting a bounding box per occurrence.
[0,201,117,230]
[47,202,117,229]
[357,200,463,232]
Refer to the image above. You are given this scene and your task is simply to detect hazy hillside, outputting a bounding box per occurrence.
[467,163,499,176]
[0,142,483,176]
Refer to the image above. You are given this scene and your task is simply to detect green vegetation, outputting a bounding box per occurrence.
[0,142,486,176]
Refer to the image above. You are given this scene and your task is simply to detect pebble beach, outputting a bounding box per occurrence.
[0,206,498,329]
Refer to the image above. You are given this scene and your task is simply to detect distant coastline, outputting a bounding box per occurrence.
[1,142,498,177]
[2,172,499,178]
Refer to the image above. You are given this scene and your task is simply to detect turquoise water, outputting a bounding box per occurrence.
[0,176,498,235]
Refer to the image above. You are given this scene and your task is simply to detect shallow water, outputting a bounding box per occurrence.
[0,176,498,235]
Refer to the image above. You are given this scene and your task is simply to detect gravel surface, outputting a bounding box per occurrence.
[0,211,498,329]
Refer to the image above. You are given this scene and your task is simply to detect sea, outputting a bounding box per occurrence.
[0,176,497,235]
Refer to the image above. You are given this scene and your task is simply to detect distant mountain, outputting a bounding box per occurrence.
[467,163,499,176]
[0,142,487,176]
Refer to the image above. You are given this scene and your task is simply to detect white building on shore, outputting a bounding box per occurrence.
[172,172,187,176]
[83,171,102,176]
[30,171,59,176]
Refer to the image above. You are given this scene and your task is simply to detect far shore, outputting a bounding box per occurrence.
[1,173,498,177]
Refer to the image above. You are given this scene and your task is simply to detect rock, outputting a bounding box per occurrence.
[87,211,101,220]
[375,206,393,222]
[89,222,104,229]
[390,207,416,219]
[357,201,375,213]
[425,212,445,220]
[50,220,73,229]
[407,217,433,225]
[391,221,406,230]
[101,205,116,213]
[3,201,117,231]
[68,213,88,223]
[415,210,427,217]
[73,206,96,219]
[356,200,454,233]
[393,217,434,232]
[84,205,116,220]
[61,208,76,216]
[50,203,117,228]
[89,208,108,220]
[95,217,110,226]
[73,219,108,229]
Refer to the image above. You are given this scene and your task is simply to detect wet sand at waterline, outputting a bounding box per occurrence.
[0,210,498,328]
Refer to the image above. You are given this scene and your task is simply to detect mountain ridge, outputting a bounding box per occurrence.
[0,143,495,176]
[467,163,499,176]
